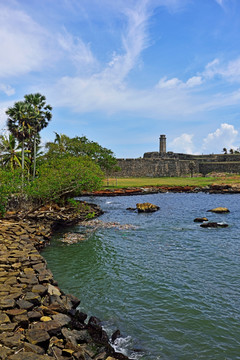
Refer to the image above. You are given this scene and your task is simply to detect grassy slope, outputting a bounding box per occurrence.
[103,175,240,188]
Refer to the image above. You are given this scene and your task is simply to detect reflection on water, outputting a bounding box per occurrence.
[42,193,240,360]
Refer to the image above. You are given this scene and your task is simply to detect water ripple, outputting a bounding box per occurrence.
[43,193,240,360]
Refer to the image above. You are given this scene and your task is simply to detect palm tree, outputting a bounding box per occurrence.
[6,101,32,178]
[45,132,67,159]
[23,93,52,178]
[0,134,22,170]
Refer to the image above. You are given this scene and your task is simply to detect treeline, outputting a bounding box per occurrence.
[0,93,118,216]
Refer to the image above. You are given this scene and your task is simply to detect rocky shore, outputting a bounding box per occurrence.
[0,204,129,360]
[83,183,240,196]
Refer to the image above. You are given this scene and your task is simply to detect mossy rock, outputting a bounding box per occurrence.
[207,207,230,213]
[136,203,160,213]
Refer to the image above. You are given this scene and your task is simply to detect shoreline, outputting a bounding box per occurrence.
[0,204,129,360]
[83,183,240,196]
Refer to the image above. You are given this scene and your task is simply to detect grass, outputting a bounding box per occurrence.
[103,175,240,188]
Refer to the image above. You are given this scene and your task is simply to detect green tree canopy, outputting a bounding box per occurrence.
[0,134,22,170]
[26,156,103,205]
[6,93,52,178]
[45,133,119,174]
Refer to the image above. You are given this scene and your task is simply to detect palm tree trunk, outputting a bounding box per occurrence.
[21,140,24,189]
[33,135,36,179]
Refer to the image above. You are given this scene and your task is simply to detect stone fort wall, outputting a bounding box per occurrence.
[117,153,240,177]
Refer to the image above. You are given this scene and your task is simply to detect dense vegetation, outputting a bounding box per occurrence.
[0,93,118,216]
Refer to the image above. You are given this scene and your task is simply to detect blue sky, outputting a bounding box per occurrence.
[1,0,240,158]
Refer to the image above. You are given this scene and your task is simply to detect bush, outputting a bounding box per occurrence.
[0,169,22,216]
[25,156,104,205]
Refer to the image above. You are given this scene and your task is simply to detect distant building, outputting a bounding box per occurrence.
[116,135,240,177]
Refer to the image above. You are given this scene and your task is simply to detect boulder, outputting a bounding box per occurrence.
[207,207,230,213]
[194,217,208,222]
[200,222,228,228]
[136,203,160,213]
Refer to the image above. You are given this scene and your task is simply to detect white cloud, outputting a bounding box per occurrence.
[203,57,240,83]
[0,103,11,131]
[203,123,238,153]
[0,84,15,96]
[170,133,194,154]
[101,0,150,85]
[156,75,203,89]
[0,4,53,78]
[186,76,203,88]
[57,30,97,71]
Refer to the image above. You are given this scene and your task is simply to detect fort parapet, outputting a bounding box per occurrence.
[116,135,240,177]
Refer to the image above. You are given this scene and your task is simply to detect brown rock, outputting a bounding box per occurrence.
[0,331,24,347]
[0,323,16,333]
[23,292,41,305]
[12,314,29,328]
[9,352,51,360]
[0,298,15,309]
[26,328,50,345]
[200,222,228,228]
[49,336,64,348]
[47,284,61,296]
[207,207,230,213]
[52,313,71,326]
[136,202,160,213]
[28,310,43,320]
[194,217,208,222]
[8,292,22,300]
[0,312,11,324]
[16,299,34,310]
[24,342,45,355]
[5,308,27,316]
[0,346,13,360]
[32,284,47,295]
[30,320,62,336]
[65,293,81,309]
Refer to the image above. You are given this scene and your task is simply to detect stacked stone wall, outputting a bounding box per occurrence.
[199,162,240,176]
[117,157,240,177]
[117,158,197,177]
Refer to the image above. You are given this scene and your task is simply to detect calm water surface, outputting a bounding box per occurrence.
[42,193,240,359]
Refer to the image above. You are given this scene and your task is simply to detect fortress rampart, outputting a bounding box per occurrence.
[116,135,240,177]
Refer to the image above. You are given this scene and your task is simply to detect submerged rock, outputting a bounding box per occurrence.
[136,203,160,213]
[61,232,86,244]
[207,207,230,213]
[80,219,137,230]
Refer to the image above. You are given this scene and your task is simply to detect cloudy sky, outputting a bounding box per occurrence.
[1,0,240,157]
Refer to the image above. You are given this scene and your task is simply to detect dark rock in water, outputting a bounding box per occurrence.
[111,329,121,343]
[109,351,130,360]
[200,222,228,228]
[87,316,109,345]
[194,217,208,222]
[88,316,102,330]
[69,310,87,330]
[126,207,136,211]
[65,293,80,309]
[136,202,160,213]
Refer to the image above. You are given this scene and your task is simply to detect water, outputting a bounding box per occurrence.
[42,193,240,359]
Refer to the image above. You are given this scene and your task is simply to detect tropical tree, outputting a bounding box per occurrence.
[23,93,52,178]
[0,134,22,170]
[45,133,119,174]
[6,101,33,179]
